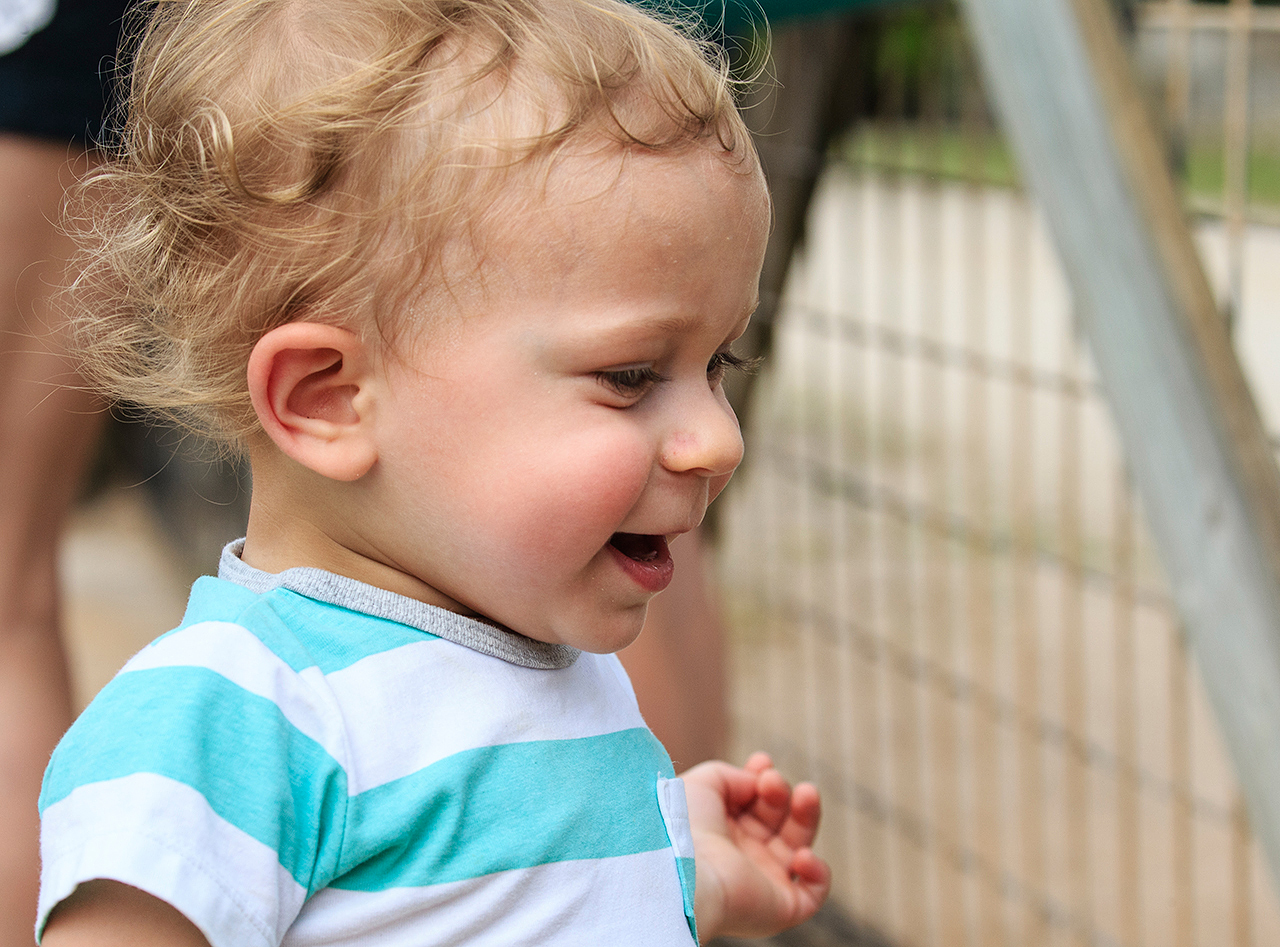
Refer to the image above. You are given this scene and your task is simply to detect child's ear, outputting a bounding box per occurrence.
[248,322,380,482]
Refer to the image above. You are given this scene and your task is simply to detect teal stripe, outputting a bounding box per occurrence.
[178,578,439,674]
[177,576,259,631]
[171,578,318,672]
[40,665,347,893]
[267,591,438,673]
[333,728,676,890]
[675,855,698,942]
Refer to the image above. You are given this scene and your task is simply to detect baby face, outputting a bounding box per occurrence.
[367,143,769,653]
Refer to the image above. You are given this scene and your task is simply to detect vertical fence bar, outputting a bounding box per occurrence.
[843,170,872,923]
[958,89,1004,947]
[916,48,947,947]
[867,165,901,939]
[1170,634,1196,947]
[1113,468,1143,947]
[1164,0,1193,174]
[824,178,859,935]
[880,129,912,945]
[1006,190,1048,947]
[1234,795,1254,947]
[1060,336,1091,947]
[1223,0,1252,330]
[789,188,822,798]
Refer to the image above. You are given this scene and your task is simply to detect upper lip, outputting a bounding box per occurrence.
[619,525,696,542]
[614,504,706,543]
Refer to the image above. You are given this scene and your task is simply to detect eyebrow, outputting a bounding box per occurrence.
[555,298,761,352]
[648,298,760,337]
[650,313,703,336]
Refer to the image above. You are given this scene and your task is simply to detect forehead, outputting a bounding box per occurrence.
[481,143,770,281]
[394,140,769,356]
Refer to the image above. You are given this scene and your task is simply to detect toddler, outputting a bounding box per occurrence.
[36,0,830,944]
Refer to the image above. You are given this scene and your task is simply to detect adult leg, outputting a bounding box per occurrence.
[0,133,104,945]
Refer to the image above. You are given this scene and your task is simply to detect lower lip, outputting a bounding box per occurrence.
[608,537,674,593]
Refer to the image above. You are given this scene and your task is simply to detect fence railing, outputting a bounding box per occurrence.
[719,3,1280,944]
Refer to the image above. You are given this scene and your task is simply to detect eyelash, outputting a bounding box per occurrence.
[707,350,761,384]
[594,350,761,398]
[595,366,666,397]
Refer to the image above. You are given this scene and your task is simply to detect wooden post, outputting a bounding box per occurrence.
[957,0,1280,890]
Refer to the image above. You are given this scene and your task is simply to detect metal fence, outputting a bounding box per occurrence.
[718,2,1280,944]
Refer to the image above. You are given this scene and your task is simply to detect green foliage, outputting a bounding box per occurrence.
[876,8,934,86]
[836,124,1019,188]
[837,124,1280,216]
[1184,145,1280,210]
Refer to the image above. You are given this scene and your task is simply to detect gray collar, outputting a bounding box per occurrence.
[218,540,580,670]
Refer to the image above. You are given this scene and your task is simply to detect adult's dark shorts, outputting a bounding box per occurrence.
[0,0,134,147]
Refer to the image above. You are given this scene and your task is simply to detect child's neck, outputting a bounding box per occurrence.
[240,456,477,617]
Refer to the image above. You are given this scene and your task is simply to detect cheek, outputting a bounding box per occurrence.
[494,431,653,556]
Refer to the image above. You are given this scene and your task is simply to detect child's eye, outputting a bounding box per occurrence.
[595,365,665,398]
[707,349,762,385]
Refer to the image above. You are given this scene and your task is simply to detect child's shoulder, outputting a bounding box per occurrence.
[41,573,356,813]
[172,571,435,679]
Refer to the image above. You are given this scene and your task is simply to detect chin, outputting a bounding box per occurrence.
[574,608,649,655]
[577,631,645,656]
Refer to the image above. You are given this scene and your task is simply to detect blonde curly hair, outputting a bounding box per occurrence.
[73,0,757,449]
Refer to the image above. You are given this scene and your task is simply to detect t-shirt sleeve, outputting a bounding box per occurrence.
[36,621,349,947]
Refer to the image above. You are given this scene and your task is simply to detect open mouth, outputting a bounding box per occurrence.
[608,532,668,563]
[607,533,674,592]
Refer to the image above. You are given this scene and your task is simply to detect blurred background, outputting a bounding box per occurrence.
[59,0,1280,945]
[716,0,1280,945]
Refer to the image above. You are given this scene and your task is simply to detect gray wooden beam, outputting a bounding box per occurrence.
[957,0,1280,888]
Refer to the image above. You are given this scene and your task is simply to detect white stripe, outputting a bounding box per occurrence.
[326,647,646,794]
[123,622,349,770]
[39,773,307,947]
[119,624,651,797]
[283,850,695,947]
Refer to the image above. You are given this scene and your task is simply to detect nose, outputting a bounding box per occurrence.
[659,387,744,478]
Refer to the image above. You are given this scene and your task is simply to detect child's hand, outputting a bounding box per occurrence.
[681,751,830,941]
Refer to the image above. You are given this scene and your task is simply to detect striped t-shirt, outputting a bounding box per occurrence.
[38,543,698,947]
